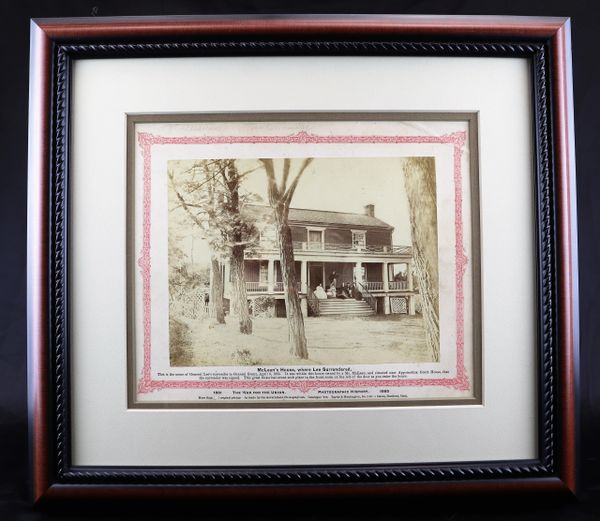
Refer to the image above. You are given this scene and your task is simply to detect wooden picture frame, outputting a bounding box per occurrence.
[27,15,578,501]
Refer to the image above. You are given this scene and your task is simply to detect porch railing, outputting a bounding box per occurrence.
[247,280,407,293]
[290,241,412,256]
[363,281,411,291]
[245,282,268,292]
[356,282,377,313]
[246,281,302,293]
[389,280,409,290]
[367,245,412,254]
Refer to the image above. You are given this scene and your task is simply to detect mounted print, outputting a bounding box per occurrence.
[128,114,481,407]
[28,15,577,501]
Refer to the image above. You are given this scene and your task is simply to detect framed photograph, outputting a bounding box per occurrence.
[128,112,481,408]
[28,15,578,500]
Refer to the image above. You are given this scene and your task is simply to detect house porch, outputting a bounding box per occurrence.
[306,260,417,315]
[229,259,418,316]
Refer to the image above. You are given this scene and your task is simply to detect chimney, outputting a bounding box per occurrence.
[364,204,375,217]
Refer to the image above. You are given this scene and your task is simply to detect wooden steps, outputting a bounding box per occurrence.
[317,298,375,317]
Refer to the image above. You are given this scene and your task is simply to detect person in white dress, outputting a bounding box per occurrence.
[314,284,328,300]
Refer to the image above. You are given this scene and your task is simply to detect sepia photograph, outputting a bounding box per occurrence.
[167,156,440,368]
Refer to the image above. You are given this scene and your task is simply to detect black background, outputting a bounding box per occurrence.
[1,1,598,520]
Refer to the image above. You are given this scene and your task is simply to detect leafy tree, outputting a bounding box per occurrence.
[169,160,260,333]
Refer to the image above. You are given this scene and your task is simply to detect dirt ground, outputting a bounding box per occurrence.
[171,313,433,367]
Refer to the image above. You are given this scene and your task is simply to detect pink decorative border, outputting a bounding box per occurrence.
[136,130,469,394]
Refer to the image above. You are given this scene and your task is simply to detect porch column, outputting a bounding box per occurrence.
[384,295,391,314]
[407,261,414,291]
[300,260,308,293]
[408,295,416,315]
[354,261,363,285]
[383,262,389,292]
[267,259,274,293]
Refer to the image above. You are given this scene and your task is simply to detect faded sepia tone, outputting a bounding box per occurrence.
[403,158,440,361]
[167,157,440,367]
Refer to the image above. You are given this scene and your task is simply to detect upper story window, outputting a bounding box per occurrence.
[307,229,324,250]
[352,230,366,250]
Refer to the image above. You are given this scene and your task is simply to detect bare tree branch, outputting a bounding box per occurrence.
[284,158,313,205]
[280,158,291,193]
[258,158,279,206]
[168,170,206,230]
[176,161,226,195]
[238,164,262,179]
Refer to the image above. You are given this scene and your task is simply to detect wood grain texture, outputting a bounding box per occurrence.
[550,19,578,494]
[37,476,571,502]
[31,14,568,40]
[27,20,51,504]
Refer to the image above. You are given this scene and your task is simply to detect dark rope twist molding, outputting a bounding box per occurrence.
[56,40,547,57]
[50,39,557,486]
[532,47,557,472]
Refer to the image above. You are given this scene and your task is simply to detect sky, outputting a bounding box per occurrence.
[170,157,415,266]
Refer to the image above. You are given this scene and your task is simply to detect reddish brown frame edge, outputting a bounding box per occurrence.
[551,18,579,500]
[27,14,578,502]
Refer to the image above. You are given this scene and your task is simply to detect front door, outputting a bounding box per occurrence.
[309,264,324,290]
[353,266,366,286]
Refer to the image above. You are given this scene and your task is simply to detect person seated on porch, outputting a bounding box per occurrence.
[328,273,337,298]
[327,281,337,298]
[337,283,347,299]
[340,282,352,299]
[314,284,328,300]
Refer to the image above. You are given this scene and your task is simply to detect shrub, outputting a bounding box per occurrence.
[232,349,262,366]
[250,296,276,318]
[169,317,192,366]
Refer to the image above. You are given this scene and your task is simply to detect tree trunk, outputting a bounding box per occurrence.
[230,245,252,334]
[209,256,225,325]
[402,157,440,362]
[258,157,311,358]
[276,216,308,359]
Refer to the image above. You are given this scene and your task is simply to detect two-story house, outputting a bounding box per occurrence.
[222,204,418,317]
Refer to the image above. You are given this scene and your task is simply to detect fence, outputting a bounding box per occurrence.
[169,288,211,320]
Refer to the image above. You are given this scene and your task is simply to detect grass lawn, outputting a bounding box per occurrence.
[171,313,433,367]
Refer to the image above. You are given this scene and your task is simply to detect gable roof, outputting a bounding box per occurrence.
[245,205,393,230]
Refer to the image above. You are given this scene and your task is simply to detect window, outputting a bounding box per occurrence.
[308,230,323,250]
[352,230,366,250]
[259,262,268,285]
